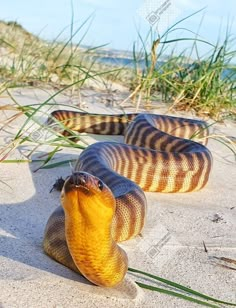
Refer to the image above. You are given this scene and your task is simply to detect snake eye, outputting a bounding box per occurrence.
[98,180,103,191]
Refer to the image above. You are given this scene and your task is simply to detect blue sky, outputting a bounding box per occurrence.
[0,0,235,58]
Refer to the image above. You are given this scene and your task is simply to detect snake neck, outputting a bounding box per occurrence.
[64,212,128,287]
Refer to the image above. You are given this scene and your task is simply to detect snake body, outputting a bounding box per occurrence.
[43,111,212,287]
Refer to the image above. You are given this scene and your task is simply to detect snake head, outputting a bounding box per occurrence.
[61,171,116,225]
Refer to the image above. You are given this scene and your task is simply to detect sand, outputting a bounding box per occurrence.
[0,87,235,308]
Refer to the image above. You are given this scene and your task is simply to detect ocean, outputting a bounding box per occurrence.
[95,56,236,81]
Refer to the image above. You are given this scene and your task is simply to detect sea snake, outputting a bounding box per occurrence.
[43,111,212,287]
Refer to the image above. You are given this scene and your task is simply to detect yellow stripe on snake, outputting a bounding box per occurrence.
[43,111,212,287]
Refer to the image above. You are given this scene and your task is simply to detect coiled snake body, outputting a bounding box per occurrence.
[43,111,212,287]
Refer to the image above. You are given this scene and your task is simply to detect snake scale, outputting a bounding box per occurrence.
[43,110,212,287]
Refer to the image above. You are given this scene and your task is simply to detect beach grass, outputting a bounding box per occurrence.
[128,9,236,120]
[0,19,122,92]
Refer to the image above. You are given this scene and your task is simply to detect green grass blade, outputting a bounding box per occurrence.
[162,38,215,47]
[128,267,236,306]
[0,38,15,49]
[0,159,31,163]
[136,282,220,308]
[9,70,109,140]
[33,146,61,172]
[160,7,206,39]
[210,137,236,159]
[38,159,76,169]
[53,13,94,64]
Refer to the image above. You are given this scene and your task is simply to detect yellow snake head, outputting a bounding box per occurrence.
[60,171,128,287]
[61,171,116,226]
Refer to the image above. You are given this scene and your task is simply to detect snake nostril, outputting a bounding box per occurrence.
[71,172,88,187]
[80,173,87,185]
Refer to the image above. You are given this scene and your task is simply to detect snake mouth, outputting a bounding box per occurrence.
[64,172,91,195]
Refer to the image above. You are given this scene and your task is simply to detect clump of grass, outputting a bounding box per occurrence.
[0,18,123,91]
[128,9,236,120]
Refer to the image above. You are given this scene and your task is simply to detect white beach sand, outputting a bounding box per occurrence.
[0,88,235,307]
